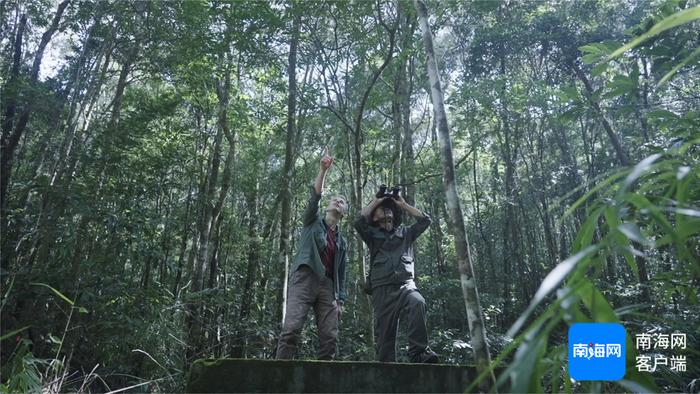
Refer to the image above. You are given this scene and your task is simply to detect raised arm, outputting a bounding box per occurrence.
[302,147,333,226]
[360,196,387,219]
[395,195,432,241]
[355,196,386,244]
[314,146,333,195]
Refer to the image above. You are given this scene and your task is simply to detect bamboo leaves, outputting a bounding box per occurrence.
[608,6,700,61]
[506,245,597,339]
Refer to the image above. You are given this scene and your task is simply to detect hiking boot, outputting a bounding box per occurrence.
[410,348,439,364]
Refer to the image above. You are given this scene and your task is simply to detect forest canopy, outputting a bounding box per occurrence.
[1,0,698,392]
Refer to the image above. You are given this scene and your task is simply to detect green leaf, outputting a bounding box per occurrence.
[626,193,675,235]
[608,6,700,60]
[509,325,547,393]
[678,138,700,155]
[603,75,637,99]
[30,283,74,306]
[560,85,580,101]
[618,222,649,245]
[506,246,598,338]
[591,62,609,77]
[579,279,618,322]
[0,326,30,341]
[659,45,700,85]
[572,206,604,252]
[579,44,605,55]
[646,109,678,119]
[579,41,621,63]
[621,153,662,191]
[562,170,627,218]
[582,53,600,64]
[547,345,566,393]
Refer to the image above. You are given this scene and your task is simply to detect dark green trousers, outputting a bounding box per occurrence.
[371,281,429,362]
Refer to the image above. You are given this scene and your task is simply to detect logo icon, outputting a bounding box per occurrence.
[568,323,626,381]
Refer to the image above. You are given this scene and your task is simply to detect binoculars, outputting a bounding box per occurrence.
[376,184,401,199]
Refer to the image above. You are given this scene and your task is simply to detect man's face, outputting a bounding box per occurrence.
[372,206,394,231]
[326,195,348,217]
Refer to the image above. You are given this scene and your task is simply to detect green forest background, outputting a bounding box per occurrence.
[1,0,698,392]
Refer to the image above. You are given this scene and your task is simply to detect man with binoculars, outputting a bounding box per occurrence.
[354,186,439,363]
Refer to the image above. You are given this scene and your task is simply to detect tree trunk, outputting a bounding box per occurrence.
[187,64,233,361]
[414,0,495,388]
[391,69,403,185]
[471,149,497,300]
[232,185,260,358]
[351,9,396,356]
[571,62,630,166]
[397,5,416,205]
[207,113,236,291]
[173,182,193,298]
[277,11,300,326]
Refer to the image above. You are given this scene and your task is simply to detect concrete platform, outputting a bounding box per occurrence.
[186,358,477,393]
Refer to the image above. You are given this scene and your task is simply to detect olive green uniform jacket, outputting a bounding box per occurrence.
[290,185,348,302]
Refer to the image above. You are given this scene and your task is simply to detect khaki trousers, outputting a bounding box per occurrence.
[276,266,340,360]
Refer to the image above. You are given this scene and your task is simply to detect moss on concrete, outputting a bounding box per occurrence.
[186,358,477,393]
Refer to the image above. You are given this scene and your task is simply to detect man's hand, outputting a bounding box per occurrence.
[361,196,387,218]
[373,196,388,206]
[314,146,333,195]
[320,146,333,171]
[395,195,408,210]
[395,195,426,219]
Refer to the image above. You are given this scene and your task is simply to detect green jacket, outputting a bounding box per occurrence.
[354,212,431,288]
[291,185,348,301]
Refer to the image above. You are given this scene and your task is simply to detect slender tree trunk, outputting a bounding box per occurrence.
[187,64,233,361]
[495,55,523,328]
[391,70,403,185]
[397,5,416,205]
[232,185,259,358]
[173,183,194,298]
[208,121,236,291]
[277,11,300,326]
[351,11,396,355]
[571,62,630,166]
[429,195,449,326]
[636,255,651,303]
[415,0,495,388]
[471,150,497,299]
[212,75,236,277]
[638,57,652,142]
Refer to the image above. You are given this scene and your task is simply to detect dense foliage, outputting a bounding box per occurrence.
[1,0,698,392]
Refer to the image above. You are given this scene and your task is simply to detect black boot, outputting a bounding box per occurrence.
[410,348,439,363]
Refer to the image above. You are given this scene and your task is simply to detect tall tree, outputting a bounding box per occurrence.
[414,0,495,387]
[277,8,301,325]
[0,0,71,211]
[570,62,631,166]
